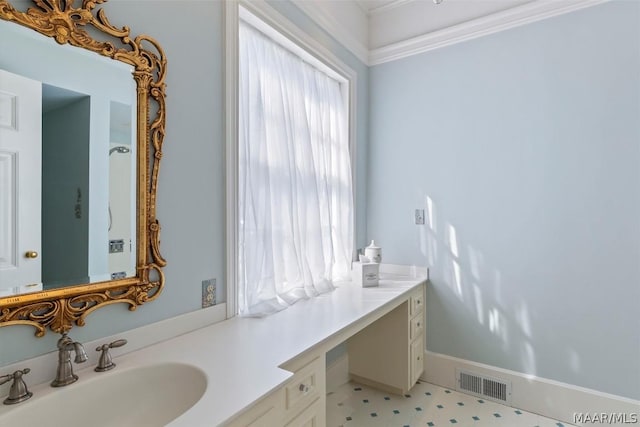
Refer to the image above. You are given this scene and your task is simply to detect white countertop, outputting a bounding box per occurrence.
[0,267,427,426]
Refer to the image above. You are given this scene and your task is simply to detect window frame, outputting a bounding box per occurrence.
[224,0,358,318]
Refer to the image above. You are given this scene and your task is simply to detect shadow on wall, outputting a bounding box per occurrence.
[420,194,583,380]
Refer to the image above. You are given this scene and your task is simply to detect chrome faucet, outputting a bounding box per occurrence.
[51,333,88,387]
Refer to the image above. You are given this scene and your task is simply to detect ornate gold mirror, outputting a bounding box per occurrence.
[0,0,166,336]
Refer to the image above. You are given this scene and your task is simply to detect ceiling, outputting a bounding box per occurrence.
[292,0,607,65]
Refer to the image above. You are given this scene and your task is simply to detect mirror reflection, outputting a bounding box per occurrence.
[0,19,137,297]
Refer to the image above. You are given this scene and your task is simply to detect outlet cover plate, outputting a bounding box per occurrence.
[415,209,425,225]
[202,278,216,308]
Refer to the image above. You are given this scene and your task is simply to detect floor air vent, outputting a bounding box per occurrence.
[456,369,511,405]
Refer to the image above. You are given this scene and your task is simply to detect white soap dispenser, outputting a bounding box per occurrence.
[364,240,382,264]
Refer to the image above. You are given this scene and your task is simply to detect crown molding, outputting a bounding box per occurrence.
[288,0,608,67]
[369,0,609,66]
[367,0,413,16]
[291,0,370,65]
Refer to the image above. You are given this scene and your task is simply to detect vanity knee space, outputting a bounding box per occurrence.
[347,283,426,395]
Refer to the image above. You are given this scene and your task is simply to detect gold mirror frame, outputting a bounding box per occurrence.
[0,0,166,337]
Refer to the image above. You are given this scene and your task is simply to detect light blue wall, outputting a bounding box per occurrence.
[0,1,369,366]
[368,1,640,399]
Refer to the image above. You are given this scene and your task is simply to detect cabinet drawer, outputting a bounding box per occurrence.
[284,357,323,420]
[410,337,424,385]
[410,314,424,341]
[410,289,424,317]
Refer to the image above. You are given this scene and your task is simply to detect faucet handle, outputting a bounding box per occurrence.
[95,339,127,372]
[1,369,33,405]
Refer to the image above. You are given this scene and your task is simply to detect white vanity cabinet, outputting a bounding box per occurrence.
[347,284,425,395]
[224,282,426,426]
[225,356,326,427]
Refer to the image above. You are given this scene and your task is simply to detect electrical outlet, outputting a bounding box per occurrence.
[415,209,425,225]
[201,278,216,308]
[109,239,124,253]
[111,271,126,280]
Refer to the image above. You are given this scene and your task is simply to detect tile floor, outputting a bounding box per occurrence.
[327,380,574,427]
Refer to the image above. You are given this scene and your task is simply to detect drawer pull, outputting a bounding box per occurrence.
[299,384,310,394]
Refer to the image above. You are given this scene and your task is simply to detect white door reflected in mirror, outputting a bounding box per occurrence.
[0,69,42,297]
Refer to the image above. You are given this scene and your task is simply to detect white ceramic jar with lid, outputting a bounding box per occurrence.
[364,240,381,264]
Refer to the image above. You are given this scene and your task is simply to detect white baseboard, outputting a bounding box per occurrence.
[326,352,350,394]
[422,350,640,426]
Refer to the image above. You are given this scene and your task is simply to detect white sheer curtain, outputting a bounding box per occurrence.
[238,21,353,317]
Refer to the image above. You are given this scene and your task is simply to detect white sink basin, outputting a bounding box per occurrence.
[0,362,207,427]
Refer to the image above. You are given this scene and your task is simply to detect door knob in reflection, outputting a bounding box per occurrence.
[25,251,38,259]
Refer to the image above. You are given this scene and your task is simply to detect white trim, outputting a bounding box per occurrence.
[223,0,239,320]
[239,0,357,83]
[369,0,609,65]
[277,0,610,66]
[349,74,358,262]
[422,350,640,426]
[224,0,359,316]
[275,0,609,66]
[240,8,347,85]
[291,0,370,65]
[367,0,414,16]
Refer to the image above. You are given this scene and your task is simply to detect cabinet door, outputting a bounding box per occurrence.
[410,337,424,386]
[246,407,279,427]
[225,389,284,427]
[285,398,324,427]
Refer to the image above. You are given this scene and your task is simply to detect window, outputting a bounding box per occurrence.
[230,5,355,317]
